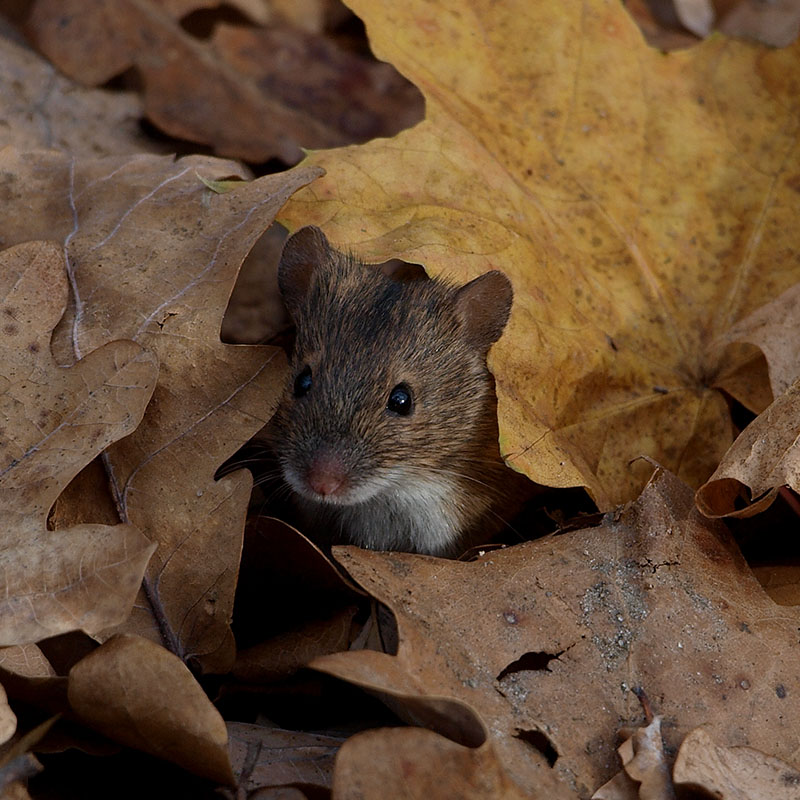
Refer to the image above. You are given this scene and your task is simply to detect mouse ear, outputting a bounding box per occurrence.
[278,226,331,315]
[453,270,513,352]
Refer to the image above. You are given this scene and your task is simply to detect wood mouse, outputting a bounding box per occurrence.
[265,225,528,558]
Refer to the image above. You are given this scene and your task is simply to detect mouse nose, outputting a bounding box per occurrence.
[306,452,348,497]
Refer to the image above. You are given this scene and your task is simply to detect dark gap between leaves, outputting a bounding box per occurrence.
[514,729,558,768]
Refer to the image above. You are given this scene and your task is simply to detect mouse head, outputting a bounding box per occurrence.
[279,226,513,353]
[273,225,513,508]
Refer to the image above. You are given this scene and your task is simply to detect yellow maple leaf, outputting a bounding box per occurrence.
[278,0,800,507]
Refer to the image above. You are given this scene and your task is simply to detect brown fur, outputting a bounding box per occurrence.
[266,226,527,557]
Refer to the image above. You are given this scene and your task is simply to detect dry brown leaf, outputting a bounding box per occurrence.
[719,0,800,47]
[0,685,16,747]
[234,607,358,683]
[333,728,535,800]
[0,28,168,157]
[68,634,233,784]
[594,715,675,800]
[726,282,800,398]
[695,376,800,518]
[673,726,800,798]
[26,1,423,163]
[278,0,800,507]
[310,469,800,795]
[751,565,800,607]
[0,147,321,671]
[673,0,715,35]
[0,240,158,646]
[228,722,342,793]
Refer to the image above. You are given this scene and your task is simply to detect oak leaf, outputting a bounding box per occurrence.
[0,240,157,647]
[310,470,800,795]
[0,148,321,670]
[25,0,423,163]
[67,634,233,784]
[673,727,800,799]
[278,0,800,507]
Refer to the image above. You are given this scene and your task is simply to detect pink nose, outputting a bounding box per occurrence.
[307,453,347,496]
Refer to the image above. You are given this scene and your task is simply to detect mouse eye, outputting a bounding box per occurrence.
[387,383,414,416]
[293,366,312,397]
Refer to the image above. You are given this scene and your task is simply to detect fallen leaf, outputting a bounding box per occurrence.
[67,634,233,784]
[0,240,158,646]
[25,1,423,163]
[0,147,321,671]
[278,0,800,507]
[726,282,800,398]
[673,0,714,36]
[228,722,342,793]
[332,728,538,800]
[0,685,16,747]
[673,726,800,799]
[0,27,168,157]
[751,565,800,607]
[234,606,358,683]
[719,0,800,47]
[311,469,800,794]
[695,376,800,518]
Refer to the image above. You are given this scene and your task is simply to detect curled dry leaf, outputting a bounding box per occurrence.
[311,470,800,795]
[673,727,800,799]
[26,0,423,163]
[332,728,534,800]
[0,684,16,747]
[695,377,800,518]
[0,147,321,672]
[593,716,674,800]
[68,634,233,784]
[0,240,158,647]
[227,722,342,793]
[278,0,800,507]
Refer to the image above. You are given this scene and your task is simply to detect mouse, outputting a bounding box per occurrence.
[264,225,529,558]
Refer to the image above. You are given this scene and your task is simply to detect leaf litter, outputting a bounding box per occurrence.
[1,1,800,799]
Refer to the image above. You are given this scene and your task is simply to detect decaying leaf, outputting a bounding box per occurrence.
[0,240,158,646]
[673,727,800,799]
[227,722,342,793]
[593,714,675,800]
[695,376,800,518]
[278,0,800,507]
[0,684,16,747]
[333,728,537,800]
[0,147,321,671]
[68,634,233,784]
[725,282,800,398]
[0,27,168,157]
[25,0,423,163]
[311,469,800,794]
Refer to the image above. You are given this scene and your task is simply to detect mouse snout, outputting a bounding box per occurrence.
[306,451,349,497]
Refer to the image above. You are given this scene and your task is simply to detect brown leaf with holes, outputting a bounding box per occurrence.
[68,634,233,784]
[0,148,320,671]
[25,0,423,163]
[0,239,157,647]
[310,469,800,795]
